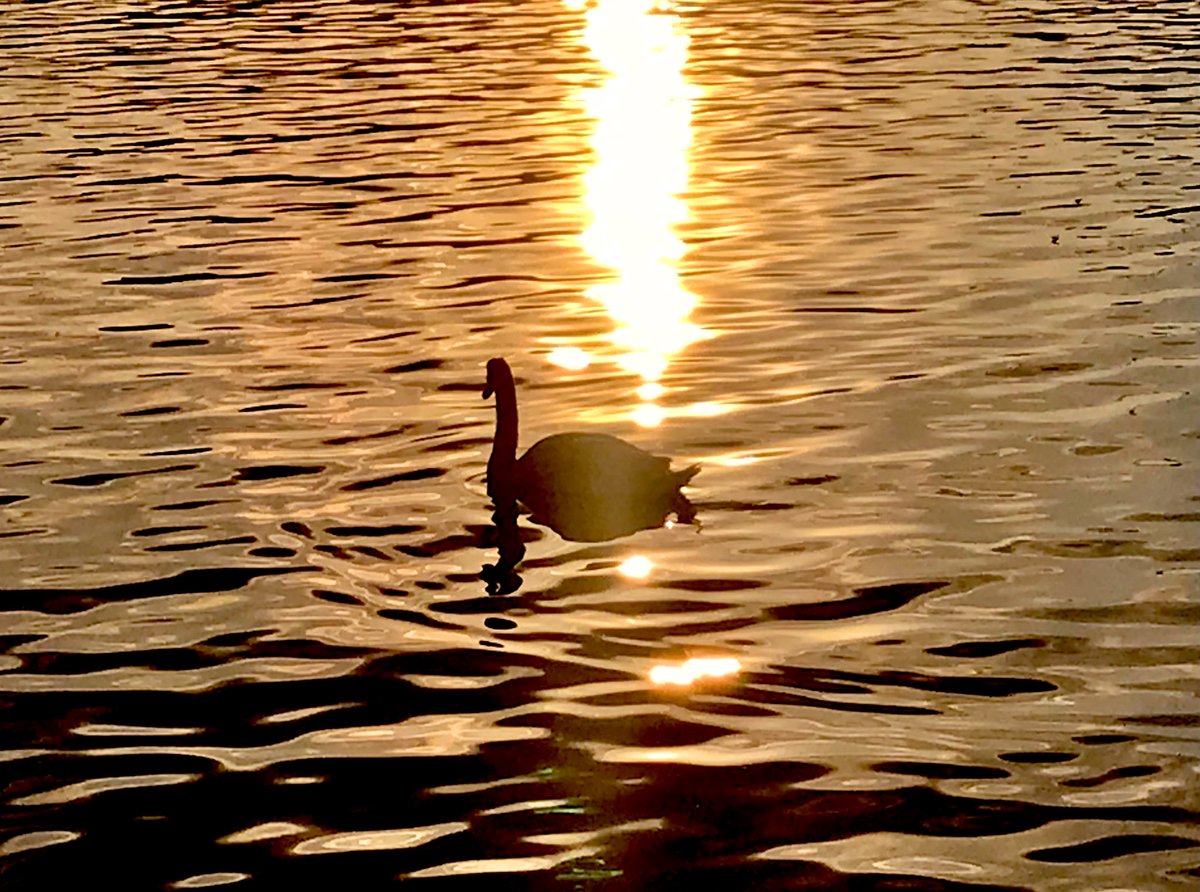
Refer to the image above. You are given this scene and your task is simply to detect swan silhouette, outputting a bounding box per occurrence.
[483,357,698,545]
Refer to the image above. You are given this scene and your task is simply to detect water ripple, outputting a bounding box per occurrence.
[1,0,1196,888]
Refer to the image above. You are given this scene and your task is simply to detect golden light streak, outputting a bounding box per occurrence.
[649,657,741,687]
[568,0,705,425]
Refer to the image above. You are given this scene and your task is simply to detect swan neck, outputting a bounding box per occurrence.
[493,384,518,459]
[487,368,519,501]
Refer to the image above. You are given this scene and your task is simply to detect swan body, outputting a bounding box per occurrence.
[484,358,697,543]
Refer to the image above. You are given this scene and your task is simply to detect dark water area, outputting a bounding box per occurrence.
[1,0,1198,889]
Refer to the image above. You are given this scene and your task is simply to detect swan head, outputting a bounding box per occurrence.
[483,357,512,400]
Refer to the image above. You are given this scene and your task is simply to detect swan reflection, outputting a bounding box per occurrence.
[567,0,704,426]
[482,358,697,586]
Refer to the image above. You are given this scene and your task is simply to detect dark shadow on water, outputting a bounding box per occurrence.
[0,566,308,615]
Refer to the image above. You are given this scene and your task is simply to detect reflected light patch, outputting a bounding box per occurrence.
[291,822,468,856]
[686,401,732,418]
[710,453,765,468]
[631,402,665,428]
[565,0,672,11]
[0,830,81,858]
[220,822,309,845]
[618,555,653,578]
[547,347,592,371]
[650,657,741,686]
[637,381,664,401]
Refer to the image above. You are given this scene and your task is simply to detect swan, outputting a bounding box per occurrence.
[483,357,698,543]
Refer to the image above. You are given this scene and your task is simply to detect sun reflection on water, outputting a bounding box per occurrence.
[564,0,705,426]
[649,657,741,687]
[617,554,654,578]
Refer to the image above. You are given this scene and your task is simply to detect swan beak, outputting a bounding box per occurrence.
[482,384,493,399]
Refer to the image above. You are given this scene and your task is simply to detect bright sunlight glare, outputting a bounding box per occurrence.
[649,657,742,687]
[618,555,654,578]
[546,347,592,371]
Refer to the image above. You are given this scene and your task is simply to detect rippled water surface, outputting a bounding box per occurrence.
[2,0,1198,889]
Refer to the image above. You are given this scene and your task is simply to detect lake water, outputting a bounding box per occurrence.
[1,0,1198,889]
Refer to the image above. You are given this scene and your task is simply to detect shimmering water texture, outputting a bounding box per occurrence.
[1,0,1198,890]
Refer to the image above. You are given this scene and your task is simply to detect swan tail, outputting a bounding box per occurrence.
[674,464,701,487]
